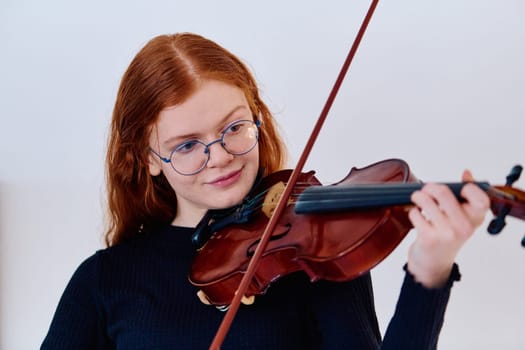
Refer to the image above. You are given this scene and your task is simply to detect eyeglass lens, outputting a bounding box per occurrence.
[170,120,258,175]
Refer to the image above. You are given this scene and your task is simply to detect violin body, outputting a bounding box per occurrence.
[189,159,419,306]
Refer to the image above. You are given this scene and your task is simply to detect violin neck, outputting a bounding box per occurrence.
[294,181,491,214]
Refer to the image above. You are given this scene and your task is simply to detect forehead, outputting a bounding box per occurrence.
[155,80,250,138]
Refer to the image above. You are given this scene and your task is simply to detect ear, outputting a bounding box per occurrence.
[148,151,162,176]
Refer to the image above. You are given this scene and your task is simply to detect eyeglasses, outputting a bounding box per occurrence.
[150,119,260,176]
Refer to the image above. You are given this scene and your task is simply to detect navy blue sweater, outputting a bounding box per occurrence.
[41,224,460,349]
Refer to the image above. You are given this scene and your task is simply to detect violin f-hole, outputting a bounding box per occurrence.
[246,223,292,257]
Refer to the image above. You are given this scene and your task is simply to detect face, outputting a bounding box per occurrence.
[149,80,260,226]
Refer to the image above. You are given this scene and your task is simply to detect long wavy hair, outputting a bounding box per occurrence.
[105,33,287,247]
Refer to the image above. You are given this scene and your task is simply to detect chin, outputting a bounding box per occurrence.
[215,189,247,209]
[218,196,244,209]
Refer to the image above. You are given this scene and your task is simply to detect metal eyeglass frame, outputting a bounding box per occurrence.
[149,119,261,176]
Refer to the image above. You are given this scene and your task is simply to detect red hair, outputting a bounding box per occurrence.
[105,33,287,246]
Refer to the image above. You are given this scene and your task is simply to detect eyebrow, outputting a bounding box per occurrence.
[161,105,250,148]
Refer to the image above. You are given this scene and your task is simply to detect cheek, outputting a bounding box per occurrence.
[163,170,195,194]
[246,149,260,183]
[251,147,260,167]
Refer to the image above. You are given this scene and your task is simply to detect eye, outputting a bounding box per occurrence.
[224,121,246,135]
[174,140,201,154]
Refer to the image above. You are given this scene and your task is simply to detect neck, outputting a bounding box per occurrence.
[172,207,208,228]
[294,182,491,214]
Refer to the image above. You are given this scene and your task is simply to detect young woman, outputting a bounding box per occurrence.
[41,33,490,349]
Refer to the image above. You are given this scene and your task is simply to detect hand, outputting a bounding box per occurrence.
[406,170,490,288]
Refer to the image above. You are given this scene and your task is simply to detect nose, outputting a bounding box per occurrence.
[205,140,234,168]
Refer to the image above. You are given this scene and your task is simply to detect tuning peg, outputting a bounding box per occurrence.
[488,214,506,234]
[505,165,522,186]
[487,165,523,240]
[487,206,511,235]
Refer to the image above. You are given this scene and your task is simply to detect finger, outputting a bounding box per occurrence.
[460,170,491,225]
[460,182,491,226]
[411,184,450,228]
[408,206,433,233]
[423,183,473,239]
[462,169,474,182]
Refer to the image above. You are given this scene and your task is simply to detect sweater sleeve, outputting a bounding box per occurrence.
[381,263,461,349]
[40,252,113,350]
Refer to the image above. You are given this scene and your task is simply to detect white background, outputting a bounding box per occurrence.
[1,1,524,349]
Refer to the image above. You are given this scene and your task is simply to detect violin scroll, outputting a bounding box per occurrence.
[486,165,525,246]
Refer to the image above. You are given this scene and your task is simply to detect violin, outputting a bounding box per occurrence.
[199,1,523,347]
[190,158,525,306]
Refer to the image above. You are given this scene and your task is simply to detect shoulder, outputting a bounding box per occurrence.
[96,225,170,262]
[68,251,103,286]
[81,224,195,276]
[60,234,157,306]
[66,233,150,286]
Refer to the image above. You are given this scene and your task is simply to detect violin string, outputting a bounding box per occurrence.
[247,183,424,213]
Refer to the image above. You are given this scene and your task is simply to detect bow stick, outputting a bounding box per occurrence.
[209,1,380,348]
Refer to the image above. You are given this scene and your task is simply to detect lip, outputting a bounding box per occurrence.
[207,169,243,187]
